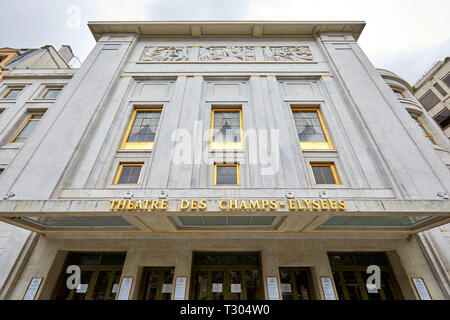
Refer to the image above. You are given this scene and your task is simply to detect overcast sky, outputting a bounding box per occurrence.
[1,0,449,85]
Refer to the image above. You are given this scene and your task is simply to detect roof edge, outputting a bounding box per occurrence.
[87,20,366,41]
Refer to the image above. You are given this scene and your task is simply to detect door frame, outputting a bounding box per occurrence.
[278,267,317,300]
[189,252,263,300]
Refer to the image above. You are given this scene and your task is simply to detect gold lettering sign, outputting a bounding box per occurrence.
[109,199,347,211]
[214,199,346,211]
[109,199,168,211]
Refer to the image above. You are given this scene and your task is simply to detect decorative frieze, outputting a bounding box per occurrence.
[198,46,255,61]
[141,46,189,61]
[140,45,314,62]
[263,46,313,61]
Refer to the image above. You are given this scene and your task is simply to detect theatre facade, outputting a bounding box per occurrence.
[0,21,449,300]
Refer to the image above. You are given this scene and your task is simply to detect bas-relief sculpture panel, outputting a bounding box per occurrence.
[199,46,255,61]
[263,46,313,61]
[140,45,313,62]
[141,46,189,61]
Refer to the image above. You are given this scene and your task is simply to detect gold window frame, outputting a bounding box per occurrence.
[292,107,333,150]
[209,108,244,150]
[10,113,44,143]
[41,87,63,99]
[310,162,340,185]
[2,87,23,99]
[213,163,240,186]
[113,163,144,185]
[392,89,406,99]
[411,114,438,145]
[120,108,162,150]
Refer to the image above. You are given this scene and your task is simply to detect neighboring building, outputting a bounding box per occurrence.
[0,21,449,301]
[413,57,450,139]
[378,68,450,297]
[0,45,75,293]
[0,48,20,83]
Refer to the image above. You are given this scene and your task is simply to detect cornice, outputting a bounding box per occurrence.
[88,20,366,41]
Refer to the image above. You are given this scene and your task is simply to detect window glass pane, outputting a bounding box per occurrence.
[18,120,38,137]
[419,90,440,110]
[212,110,241,144]
[443,74,450,88]
[216,175,226,185]
[342,271,363,300]
[293,110,327,143]
[312,166,325,184]
[329,254,354,266]
[332,271,345,300]
[12,114,43,143]
[127,111,161,143]
[3,88,22,99]
[322,166,336,184]
[194,271,208,300]
[411,115,437,145]
[216,165,238,185]
[433,109,450,130]
[294,270,311,300]
[433,83,447,97]
[101,253,126,265]
[312,165,337,184]
[279,269,294,300]
[117,165,142,184]
[67,253,101,266]
[43,88,62,99]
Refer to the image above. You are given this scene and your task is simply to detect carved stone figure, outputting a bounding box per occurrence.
[141,46,189,61]
[199,46,255,61]
[264,46,313,61]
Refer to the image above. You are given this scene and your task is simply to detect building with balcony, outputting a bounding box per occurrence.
[0,45,75,292]
[0,21,449,300]
[413,57,450,139]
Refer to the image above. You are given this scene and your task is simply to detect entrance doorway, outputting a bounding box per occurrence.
[54,252,126,300]
[190,252,263,300]
[279,268,316,300]
[328,252,403,300]
[140,267,175,300]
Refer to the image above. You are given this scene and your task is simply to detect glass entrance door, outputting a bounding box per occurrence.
[141,267,175,300]
[190,252,263,300]
[328,252,403,300]
[54,252,126,300]
[279,268,316,300]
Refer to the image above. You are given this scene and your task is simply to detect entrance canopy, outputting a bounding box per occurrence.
[0,198,449,235]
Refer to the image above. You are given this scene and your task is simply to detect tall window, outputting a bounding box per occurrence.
[121,108,162,150]
[310,163,340,184]
[2,87,23,99]
[210,108,243,149]
[433,83,447,97]
[419,90,440,110]
[214,163,240,185]
[411,114,437,145]
[11,113,44,143]
[42,87,63,99]
[113,163,143,184]
[443,74,450,88]
[292,107,333,150]
[433,109,450,131]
